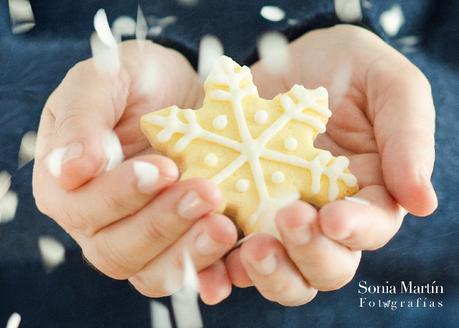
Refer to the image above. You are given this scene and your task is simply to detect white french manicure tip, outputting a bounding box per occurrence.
[345,196,370,206]
[46,147,66,177]
[133,161,159,193]
[103,131,124,172]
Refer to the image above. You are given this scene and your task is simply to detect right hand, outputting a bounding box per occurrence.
[32,41,237,304]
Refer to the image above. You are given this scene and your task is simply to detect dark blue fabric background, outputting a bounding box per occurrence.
[1,0,458,327]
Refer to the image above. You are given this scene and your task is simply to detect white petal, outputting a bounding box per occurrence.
[38,236,66,271]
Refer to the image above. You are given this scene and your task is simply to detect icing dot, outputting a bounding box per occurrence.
[204,153,219,167]
[271,171,285,184]
[254,110,268,125]
[235,179,250,192]
[212,115,228,130]
[284,137,298,151]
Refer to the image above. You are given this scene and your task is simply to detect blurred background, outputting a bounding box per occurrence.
[1,0,458,327]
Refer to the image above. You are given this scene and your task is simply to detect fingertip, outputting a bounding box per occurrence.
[240,234,278,262]
[319,201,356,241]
[185,178,224,210]
[57,142,105,190]
[204,214,238,246]
[198,261,232,305]
[387,171,438,217]
[275,201,317,230]
[225,249,252,288]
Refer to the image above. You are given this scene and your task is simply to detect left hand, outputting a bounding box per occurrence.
[208,25,437,306]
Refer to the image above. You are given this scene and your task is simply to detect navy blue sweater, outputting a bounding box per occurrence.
[0,1,458,327]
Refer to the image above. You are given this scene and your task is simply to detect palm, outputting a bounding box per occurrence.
[252,26,387,203]
[114,42,203,159]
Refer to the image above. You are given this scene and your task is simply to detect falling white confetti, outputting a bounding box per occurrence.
[177,0,199,7]
[146,16,177,37]
[136,5,148,42]
[397,35,420,46]
[328,60,353,107]
[287,18,300,26]
[18,130,37,168]
[150,301,172,328]
[91,10,120,74]
[198,35,224,80]
[94,9,117,48]
[380,4,405,37]
[258,32,290,75]
[112,16,136,42]
[0,171,11,200]
[0,191,18,224]
[45,147,66,177]
[260,6,285,22]
[8,0,35,34]
[38,236,66,272]
[5,313,21,328]
[398,36,420,54]
[362,0,372,9]
[171,252,203,328]
[334,0,362,23]
[103,131,124,172]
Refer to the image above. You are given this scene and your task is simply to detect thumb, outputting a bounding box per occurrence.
[38,60,128,191]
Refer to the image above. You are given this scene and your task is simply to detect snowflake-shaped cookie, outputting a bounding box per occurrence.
[141,56,358,236]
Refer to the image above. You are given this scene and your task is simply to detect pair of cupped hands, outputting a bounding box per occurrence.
[33,25,437,306]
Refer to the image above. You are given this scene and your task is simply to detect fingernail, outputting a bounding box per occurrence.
[103,131,124,172]
[419,164,433,187]
[250,253,277,275]
[133,161,159,193]
[345,196,370,206]
[285,223,311,245]
[177,191,213,220]
[195,232,223,255]
[46,142,83,177]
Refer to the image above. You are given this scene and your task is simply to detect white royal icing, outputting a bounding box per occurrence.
[271,171,285,184]
[284,137,298,151]
[145,56,357,231]
[236,179,250,192]
[212,115,228,130]
[204,153,219,167]
[254,110,268,125]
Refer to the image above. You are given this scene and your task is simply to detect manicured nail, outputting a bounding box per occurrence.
[285,223,311,245]
[345,196,370,206]
[103,131,124,172]
[250,253,276,275]
[177,191,213,220]
[133,161,159,193]
[46,142,83,177]
[419,164,433,187]
[195,232,223,255]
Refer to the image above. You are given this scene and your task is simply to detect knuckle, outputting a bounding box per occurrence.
[88,236,134,280]
[129,273,176,298]
[277,291,317,307]
[101,193,135,218]
[59,205,96,237]
[316,269,357,292]
[144,216,173,246]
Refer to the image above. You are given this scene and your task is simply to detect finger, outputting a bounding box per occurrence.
[80,179,223,279]
[367,54,437,216]
[198,260,232,305]
[239,234,317,307]
[225,247,253,288]
[35,154,179,236]
[320,185,406,251]
[40,59,129,190]
[129,214,237,298]
[276,202,361,291]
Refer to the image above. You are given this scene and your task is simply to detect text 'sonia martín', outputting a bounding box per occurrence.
[358,280,444,294]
